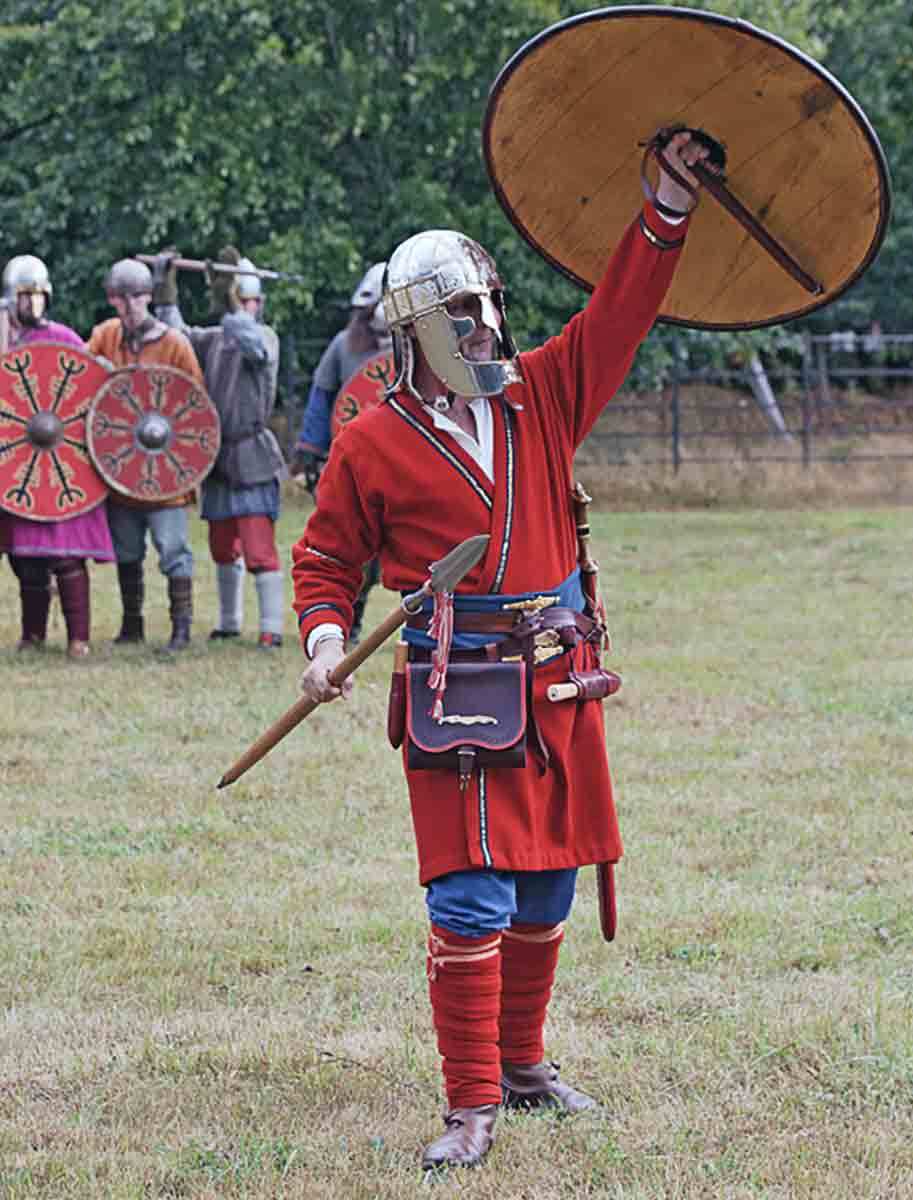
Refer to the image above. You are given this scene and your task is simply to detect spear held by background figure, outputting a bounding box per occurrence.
[217,534,490,790]
[135,253,306,285]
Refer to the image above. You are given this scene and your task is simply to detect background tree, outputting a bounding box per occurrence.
[0,0,904,395]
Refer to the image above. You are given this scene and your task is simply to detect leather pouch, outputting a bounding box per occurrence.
[406,661,527,770]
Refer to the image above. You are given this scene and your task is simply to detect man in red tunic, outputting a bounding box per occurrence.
[291,132,711,1168]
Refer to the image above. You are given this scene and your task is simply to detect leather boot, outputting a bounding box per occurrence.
[500,1061,597,1113]
[114,561,144,644]
[421,1104,498,1170]
[165,575,192,652]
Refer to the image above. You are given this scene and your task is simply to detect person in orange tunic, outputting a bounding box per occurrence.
[291,132,713,1169]
[87,259,204,652]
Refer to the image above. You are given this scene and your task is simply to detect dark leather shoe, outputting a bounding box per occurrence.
[501,1061,597,1114]
[421,1104,498,1169]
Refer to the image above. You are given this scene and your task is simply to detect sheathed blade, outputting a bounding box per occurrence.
[429,534,489,593]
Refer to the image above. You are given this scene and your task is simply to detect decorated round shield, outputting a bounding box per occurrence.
[331,351,395,441]
[484,6,892,330]
[87,366,220,502]
[0,342,110,522]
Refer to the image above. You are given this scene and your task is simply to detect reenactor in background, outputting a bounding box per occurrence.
[87,259,203,651]
[154,248,285,649]
[291,262,390,643]
[0,255,115,658]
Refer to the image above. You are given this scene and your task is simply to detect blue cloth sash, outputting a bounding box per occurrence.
[402,565,585,651]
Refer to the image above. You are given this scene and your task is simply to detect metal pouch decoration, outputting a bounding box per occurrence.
[0,342,110,520]
[87,365,220,501]
[406,661,527,790]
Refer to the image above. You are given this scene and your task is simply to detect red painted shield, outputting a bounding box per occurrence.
[87,366,220,502]
[0,342,110,522]
[331,351,394,441]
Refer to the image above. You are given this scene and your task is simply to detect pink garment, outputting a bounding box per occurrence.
[1,321,115,561]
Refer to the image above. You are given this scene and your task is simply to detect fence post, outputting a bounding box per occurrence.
[671,365,681,474]
[801,334,813,469]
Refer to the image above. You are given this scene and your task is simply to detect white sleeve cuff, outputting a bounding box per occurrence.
[306,622,345,658]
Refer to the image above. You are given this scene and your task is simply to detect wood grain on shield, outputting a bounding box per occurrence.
[484,7,891,330]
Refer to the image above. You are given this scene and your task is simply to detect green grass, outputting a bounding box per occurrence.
[1,493,912,1197]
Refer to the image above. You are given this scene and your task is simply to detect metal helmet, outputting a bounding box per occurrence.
[382,230,521,401]
[3,255,53,305]
[350,262,386,309]
[235,257,263,301]
[105,258,153,296]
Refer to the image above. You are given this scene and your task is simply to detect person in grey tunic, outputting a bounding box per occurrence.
[153,248,286,649]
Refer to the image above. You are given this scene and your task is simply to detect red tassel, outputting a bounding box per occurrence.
[427,589,454,722]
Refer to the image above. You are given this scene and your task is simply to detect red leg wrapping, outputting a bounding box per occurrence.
[427,924,502,1110]
[499,922,565,1066]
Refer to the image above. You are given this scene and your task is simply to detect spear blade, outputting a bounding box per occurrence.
[217,533,490,789]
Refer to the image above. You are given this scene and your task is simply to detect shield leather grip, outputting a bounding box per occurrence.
[405,661,527,769]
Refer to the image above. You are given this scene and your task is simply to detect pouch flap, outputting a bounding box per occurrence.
[406,662,527,754]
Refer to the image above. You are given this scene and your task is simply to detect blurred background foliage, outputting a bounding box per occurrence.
[1,0,909,392]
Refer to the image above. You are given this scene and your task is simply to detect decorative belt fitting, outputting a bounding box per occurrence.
[502,594,558,613]
[533,628,563,664]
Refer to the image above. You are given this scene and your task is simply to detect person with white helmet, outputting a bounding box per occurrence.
[0,255,116,658]
[152,246,285,650]
[291,132,715,1169]
[290,261,391,641]
[87,258,204,652]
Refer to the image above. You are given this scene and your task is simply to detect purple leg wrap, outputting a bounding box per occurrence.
[10,556,51,643]
[55,559,90,644]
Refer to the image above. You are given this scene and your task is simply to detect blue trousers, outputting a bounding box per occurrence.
[106,501,193,577]
[426,868,578,938]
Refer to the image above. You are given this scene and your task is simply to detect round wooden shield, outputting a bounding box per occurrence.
[330,351,395,441]
[484,6,892,330]
[0,342,110,522]
[87,366,220,501]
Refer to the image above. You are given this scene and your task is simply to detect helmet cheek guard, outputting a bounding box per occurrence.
[382,230,523,403]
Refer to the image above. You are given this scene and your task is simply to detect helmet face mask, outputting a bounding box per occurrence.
[383,230,521,401]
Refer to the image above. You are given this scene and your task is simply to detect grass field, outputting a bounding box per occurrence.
[1,493,912,1198]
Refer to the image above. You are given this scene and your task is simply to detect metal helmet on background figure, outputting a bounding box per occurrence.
[105,258,154,297]
[350,262,386,311]
[382,230,521,403]
[234,257,264,316]
[3,255,53,325]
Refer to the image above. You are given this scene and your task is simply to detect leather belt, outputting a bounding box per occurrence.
[406,606,600,666]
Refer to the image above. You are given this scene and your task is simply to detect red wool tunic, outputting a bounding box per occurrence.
[292,203,687,884]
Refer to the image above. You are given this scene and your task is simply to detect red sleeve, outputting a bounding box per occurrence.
[290,429,383,648]
[521,202,689,448]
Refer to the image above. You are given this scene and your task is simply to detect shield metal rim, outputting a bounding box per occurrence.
[483,5,892,331]
[86,365,220,502]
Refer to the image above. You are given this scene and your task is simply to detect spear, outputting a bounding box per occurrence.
[135,254,307,285]
[217,533,490,789]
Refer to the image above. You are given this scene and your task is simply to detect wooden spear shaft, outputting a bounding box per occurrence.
[217,589,429,789]
[135,254,305,284]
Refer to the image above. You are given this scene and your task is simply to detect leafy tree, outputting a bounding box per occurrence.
[1,0,906,401]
